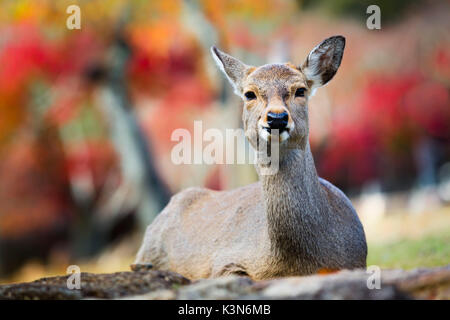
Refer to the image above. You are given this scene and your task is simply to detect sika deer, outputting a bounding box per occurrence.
[134,36,367,280]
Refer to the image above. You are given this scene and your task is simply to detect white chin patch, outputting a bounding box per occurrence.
[280,130,290,141]
[258,126,270,142]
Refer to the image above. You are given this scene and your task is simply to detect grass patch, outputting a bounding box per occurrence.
[367,232,450,269]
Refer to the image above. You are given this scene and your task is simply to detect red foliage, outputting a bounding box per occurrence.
[64,141,119,190]
[319,121,378,187]
[432,46,450,79]
[316,72,450,189]
[0,131,71,238]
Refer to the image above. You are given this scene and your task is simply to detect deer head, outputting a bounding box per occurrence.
[211,36,345,153]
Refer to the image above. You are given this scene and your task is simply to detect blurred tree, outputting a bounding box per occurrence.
[301,0,424,24]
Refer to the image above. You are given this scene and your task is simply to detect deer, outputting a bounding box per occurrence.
[133,36,367,280]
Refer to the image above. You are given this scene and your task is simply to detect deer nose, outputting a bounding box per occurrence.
[267,112,289,130]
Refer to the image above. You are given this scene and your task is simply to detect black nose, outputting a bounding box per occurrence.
[267,112,289,130]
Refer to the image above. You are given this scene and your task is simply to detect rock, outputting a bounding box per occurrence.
[122,289,177,300]
[251,265,450,300]
[177,276,256,300]
[250,271,409,300]
[0,265,448,300]
[381,266,450,300]
[0,270,189,300]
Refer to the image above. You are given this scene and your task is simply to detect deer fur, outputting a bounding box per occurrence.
[134,36,367,280]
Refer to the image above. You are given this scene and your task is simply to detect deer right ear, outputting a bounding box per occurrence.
[211,46,250,97]
[301,36,345,94]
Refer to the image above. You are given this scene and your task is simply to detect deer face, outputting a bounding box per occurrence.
[211,36,345,151]
[241,63,308,148]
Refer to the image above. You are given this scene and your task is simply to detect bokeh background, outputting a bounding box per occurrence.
[0,0,449,284]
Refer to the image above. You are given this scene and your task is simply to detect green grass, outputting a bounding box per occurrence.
[367,232,450,270]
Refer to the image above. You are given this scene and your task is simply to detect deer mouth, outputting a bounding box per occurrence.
[259,124,291,142]
[262,127,289,134]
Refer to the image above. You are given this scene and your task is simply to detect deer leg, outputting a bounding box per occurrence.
[130,263,153,272]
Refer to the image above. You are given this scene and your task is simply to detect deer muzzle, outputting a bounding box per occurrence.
[258,109,294,142]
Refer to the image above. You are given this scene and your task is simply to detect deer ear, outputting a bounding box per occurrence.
[211,46,250,97]
[301,36,345,93]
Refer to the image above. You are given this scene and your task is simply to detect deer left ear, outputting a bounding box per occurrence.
[301,36,345,93]
[211,46,251,97]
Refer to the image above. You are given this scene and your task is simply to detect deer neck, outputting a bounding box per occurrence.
[257,140,328,272]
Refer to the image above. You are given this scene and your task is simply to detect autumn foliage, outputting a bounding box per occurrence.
[0,0,449,276]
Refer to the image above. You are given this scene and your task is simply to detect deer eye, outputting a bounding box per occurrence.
[244,91,256,100]
[295,87,306,97]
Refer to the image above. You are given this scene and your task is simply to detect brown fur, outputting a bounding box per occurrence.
[134,36,367,280]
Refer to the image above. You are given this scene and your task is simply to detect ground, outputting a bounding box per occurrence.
[0,265,448,300]
[368,232,450,269]
[362,205,450,270]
